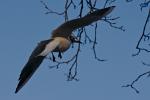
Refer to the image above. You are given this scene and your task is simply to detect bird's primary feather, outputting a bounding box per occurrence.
[15,39,52,93]
[52,6,115,37]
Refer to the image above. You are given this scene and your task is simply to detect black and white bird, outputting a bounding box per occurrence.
[15,6,115,93]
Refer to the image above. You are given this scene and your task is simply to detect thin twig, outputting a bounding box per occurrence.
[122,70,150,93]
[92,23,106,61]
[102,16,126,31]
[133,9,150,56]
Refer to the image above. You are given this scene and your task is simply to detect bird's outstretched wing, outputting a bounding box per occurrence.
[15,39,52,93]
[52,6,115,37]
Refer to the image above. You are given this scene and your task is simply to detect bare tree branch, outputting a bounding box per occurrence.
[104,0,117,7]
[140,0,150,10]
[40,0,150,94]
[40,1,65,15]
[132,9,150,56]
[40,0,122,81]
[122,70,150,93]
[41,0,76,21]
[102,16,125,31]
[92,23,106,61]
[142,61,150,66]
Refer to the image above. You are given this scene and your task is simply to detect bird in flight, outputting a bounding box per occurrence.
[15,6,115,93]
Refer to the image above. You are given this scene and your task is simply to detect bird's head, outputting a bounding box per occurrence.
[69,34,82,43]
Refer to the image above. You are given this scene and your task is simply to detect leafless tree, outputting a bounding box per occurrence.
[40,0,150,93]
[41,0,123,81]
[122,0,150,94]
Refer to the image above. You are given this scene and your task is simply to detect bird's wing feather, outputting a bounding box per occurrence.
[15,39,52,93]
[52,6,115,37]
[29,39,52,60]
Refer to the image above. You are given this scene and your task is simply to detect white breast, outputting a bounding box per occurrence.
[39,37,71,56]
[54,37,71,52]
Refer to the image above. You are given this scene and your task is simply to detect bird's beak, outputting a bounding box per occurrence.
[73,39,82,43]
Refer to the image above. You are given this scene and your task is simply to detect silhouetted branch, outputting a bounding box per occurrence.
[122,70,150,93]
[140,0,150,10]
[142,61,150,66]
[78,0,84,17]
[86,0,98,10]
[47,28,83,81]
[66,29,83,81]
[122,3,150,93]
[126,0,134,2]
[132,9,150,56]
[104,0,116,7]
[102,16,125,31]
[126,0,150,10]
[40,1,65,15]
[41,0,76,21]
[41,0,121,81]
[83,27,94,43]
[92,23,106,61]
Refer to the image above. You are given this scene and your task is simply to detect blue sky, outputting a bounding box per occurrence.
[0,0,150,100]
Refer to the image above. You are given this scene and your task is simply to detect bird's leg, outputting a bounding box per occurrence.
[51,52,56,62]
[58,51,62,59]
